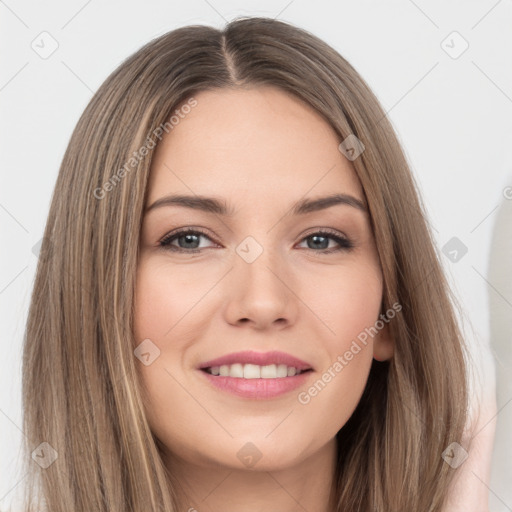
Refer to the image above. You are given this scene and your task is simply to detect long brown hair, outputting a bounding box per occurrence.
[21,16,469,511]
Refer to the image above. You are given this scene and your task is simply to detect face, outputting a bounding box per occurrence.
[133,86,393,473]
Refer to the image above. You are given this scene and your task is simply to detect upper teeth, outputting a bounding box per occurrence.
[206,363,303,379]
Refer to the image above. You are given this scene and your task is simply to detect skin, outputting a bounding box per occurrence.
[133,86,394,512]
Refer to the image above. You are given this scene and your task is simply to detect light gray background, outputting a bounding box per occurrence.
[1,1,510,510]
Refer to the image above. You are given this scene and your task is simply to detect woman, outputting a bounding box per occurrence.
[21,16,489,511]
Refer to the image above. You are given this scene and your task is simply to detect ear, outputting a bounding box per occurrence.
[373,321,394,362]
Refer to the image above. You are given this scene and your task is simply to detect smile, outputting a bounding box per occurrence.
[197,350,314,399]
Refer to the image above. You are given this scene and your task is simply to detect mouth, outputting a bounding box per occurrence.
[197,350,314,399]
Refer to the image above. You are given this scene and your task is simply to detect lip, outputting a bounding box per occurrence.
[197,350,314,400]
[197,350,313,371]
[199,370,313,399]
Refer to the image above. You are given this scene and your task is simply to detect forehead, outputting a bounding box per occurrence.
[147,86,363,205]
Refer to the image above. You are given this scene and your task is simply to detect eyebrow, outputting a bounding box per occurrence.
[145,193,367,216]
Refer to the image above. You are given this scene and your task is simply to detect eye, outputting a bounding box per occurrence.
[159,227,353,254]
[159,228,217,253]
[296,229,354,253]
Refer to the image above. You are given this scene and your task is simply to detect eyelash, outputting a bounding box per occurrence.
[159,227,354,254]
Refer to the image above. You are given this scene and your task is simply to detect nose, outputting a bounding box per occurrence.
[223,242,300,330]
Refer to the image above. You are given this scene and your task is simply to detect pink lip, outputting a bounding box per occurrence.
[197,350,314,400]
[199,370,312,399]
[197,350,313,371]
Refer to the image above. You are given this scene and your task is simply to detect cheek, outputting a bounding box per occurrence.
[133,258,210,344]
[296,259,383,346]
[292,262,381,427]
[132,260,201,450]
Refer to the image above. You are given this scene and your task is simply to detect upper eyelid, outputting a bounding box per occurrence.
[160,227,215,243]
